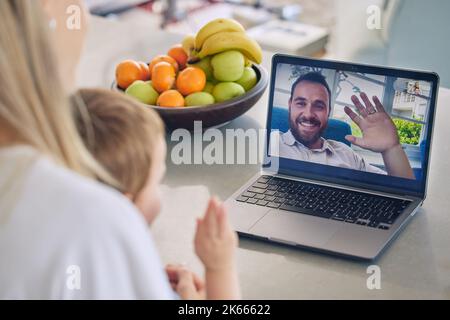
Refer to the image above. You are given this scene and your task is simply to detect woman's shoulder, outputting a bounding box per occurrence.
[0,146,173,299]
[1,145,144,234]
[32,150,145,228]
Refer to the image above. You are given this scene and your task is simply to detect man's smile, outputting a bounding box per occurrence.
[299,121,317,127]
[297,119,321,133]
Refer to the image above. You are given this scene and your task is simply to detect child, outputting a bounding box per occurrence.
[73,88,240,300]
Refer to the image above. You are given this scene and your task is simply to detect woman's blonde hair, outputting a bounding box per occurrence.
[74,88,165,197]
[0,0,118,186]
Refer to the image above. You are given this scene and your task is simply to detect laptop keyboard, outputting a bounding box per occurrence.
[236,176,412,230]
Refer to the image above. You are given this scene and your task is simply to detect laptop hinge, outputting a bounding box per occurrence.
[260,169,421,200]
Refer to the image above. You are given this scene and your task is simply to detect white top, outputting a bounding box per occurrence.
[0,146,174,299]
[273,130,386,175]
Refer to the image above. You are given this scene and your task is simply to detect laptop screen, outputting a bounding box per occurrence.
[265,55,439,197]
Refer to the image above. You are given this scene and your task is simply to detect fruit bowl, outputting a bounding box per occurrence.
[112,64,268,130]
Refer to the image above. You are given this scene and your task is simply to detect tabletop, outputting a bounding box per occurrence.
[78,16,450,299]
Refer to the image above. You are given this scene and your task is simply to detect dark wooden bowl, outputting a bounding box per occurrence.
[112,64,268,130]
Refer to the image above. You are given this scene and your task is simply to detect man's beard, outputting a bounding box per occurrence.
[289,115,327,148]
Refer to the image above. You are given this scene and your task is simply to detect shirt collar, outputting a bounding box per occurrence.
[282,130,335,154]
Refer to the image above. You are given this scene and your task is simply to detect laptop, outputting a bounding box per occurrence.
[225,54,439,260]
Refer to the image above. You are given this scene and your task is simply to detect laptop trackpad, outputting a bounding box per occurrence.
[249,210,341,247]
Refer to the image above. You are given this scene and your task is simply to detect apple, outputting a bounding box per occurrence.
[188,56,213,81]
[236,67,257,91]
[125,80,159,105]
[202,82,215,94]
[212,82,245,102]
[211,50,245,82]
[185,92,215,106]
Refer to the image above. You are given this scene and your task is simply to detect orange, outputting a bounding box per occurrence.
[176,67,206,96]
[115,60,142,89]
[151,62,176,93]
[157,90,185,107]
[149,55,179,78]
[138,62,150,81]
[168,44,188,70]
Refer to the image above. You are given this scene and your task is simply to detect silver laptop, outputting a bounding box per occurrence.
[225,54,439,260]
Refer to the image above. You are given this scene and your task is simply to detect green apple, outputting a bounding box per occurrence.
[125,80,159,105]
[188,56,213,81]
[185,92,215,107]
[202,82,215,94]
[236,67,257,91]
[212,82,245,103]
[211,50,245,82]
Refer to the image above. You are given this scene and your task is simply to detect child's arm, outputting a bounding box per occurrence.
[194,197,241,300]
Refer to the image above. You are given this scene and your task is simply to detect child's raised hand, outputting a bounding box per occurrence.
[194,197,238,272]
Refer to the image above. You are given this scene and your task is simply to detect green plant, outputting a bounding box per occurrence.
[393,118,422,145]
[350,122,362,138]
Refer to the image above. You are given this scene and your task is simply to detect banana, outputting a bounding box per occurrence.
[195,31,263,64]
[244,56,252,67]
[182,34,196,56]
[195,18,245,50]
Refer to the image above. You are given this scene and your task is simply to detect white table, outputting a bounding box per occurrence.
[79,16,450,299]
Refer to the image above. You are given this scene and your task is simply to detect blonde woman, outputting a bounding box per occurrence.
[0,0,201,299]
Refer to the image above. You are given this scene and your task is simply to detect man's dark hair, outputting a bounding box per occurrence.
[290,72,332,109]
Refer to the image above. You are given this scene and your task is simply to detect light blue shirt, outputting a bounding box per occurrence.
[274,130,386,175]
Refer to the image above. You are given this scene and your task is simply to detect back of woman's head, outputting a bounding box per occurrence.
[0,0,117,186]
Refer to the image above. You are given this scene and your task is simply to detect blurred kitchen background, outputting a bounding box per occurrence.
[83,0,450,88]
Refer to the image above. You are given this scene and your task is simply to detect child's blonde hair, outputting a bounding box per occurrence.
[74,88,165,197]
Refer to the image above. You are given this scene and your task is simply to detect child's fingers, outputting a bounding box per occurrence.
[203,197,215,219]
[204,197,220,236]
[168,279,178,291]
[165,263,177,271]
[176,270,196,299]
[176,269,199,300]
[194,218,204,243]
[165,265,180,282]
[166,264,190,284]
[217,203,229,237]
[201,198,214,231]
[191,272,205,292]
[167,268,181,291]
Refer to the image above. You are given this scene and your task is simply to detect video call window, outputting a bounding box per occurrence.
[270,63,433,181]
